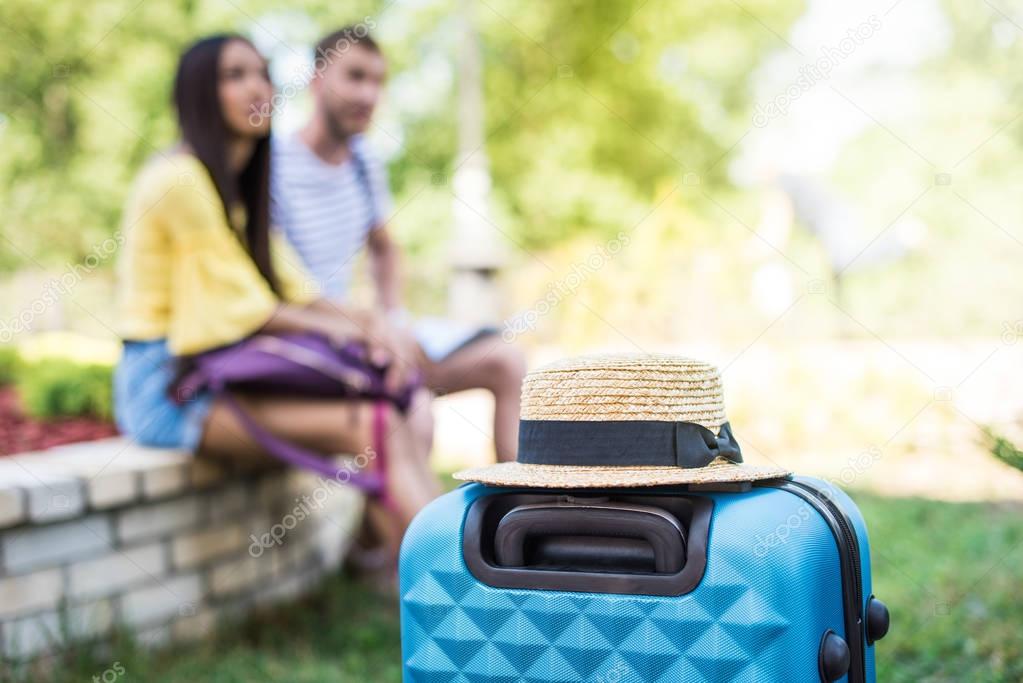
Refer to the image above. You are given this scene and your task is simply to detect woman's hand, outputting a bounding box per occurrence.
[264,301,425,392]
[324,308,424,392]
[362,311,426,392]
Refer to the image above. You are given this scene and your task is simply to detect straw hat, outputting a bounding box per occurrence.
[454,353,790,488]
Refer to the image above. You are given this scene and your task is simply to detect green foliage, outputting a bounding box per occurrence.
[0,341,115,419]
[984,427,1023,473]
[470,0,804,248]
[0,346,20,384]
[14,359,113,420]
[0,0,188,270]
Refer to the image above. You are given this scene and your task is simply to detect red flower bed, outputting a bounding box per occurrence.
[0,385,119,457]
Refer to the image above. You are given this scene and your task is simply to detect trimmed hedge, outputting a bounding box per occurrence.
[0,346,19,384]
[0,344,114,421]
[14,360,114,420]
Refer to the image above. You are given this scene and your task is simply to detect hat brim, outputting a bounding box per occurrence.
[453,460,791,489]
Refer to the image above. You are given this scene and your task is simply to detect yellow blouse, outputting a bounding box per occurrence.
[116,152,317,355]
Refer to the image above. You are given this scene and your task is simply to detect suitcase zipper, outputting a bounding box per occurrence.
[757,479,866,683]
[787,479,863,610]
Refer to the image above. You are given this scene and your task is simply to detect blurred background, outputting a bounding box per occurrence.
[1,0,1022,681]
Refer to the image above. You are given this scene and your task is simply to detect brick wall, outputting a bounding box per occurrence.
[0,438,364,660]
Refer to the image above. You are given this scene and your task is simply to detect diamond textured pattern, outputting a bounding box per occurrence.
[401,484,873,682]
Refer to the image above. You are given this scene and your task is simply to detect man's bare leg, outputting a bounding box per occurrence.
[422,334,526,462]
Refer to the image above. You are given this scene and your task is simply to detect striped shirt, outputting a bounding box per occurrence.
[270,132,392,298]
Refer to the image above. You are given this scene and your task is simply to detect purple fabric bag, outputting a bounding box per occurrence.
[174,333,420,494]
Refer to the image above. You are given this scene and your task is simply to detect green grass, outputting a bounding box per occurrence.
[10,492,1022,682]
[5,579,403,683]
[860,494,1023,682]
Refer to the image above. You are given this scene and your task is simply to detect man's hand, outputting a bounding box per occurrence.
[377,315,427,393]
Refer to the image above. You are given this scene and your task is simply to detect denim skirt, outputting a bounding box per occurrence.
[114,339,214,451]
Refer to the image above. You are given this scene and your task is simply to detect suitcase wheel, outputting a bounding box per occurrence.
[866,595,891,644]
[818,630,851,682]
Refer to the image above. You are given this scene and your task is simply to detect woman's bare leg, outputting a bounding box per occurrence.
[405,387,435,462]
[198,395,441,538]
[423,335,526,462]
[341,388,433,556]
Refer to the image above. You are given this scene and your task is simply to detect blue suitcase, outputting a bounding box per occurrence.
[399,476,889,682]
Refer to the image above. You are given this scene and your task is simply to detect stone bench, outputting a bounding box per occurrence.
[0,438,364,660]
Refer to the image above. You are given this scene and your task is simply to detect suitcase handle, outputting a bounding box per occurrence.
[493,500,686,574]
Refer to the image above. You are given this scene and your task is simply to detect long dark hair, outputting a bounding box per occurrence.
[173,34,279,294]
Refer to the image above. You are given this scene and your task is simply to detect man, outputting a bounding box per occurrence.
[271,26,525,463]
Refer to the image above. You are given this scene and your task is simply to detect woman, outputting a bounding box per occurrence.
[114,34,440,558]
